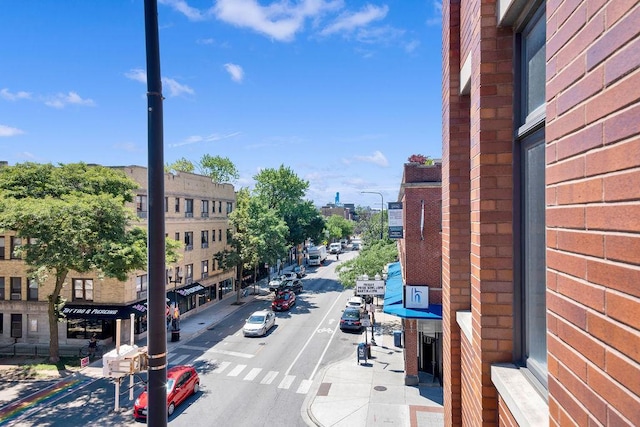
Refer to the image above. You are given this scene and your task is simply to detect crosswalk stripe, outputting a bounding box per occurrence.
[243,368,262,381]
[278,375,295,389]
[227,364,246,377]
[296,379,312,394]
[169,354,190,365]
[206,348,254,359]
[260,371,278,385]
[213,361,231,374]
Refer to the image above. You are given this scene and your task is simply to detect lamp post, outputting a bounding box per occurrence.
[361,191,384,240]
[167,267,184,341]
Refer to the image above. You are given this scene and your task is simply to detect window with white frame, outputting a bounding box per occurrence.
[10,237,21,259]
[201,260,209,279]
[186,264,193,284]
[10,277,21,300]
[136,274,148,299]
[201,200,209,217]
[185,232,194,251]
[73,279,94,301]
[201,230,209,248]
[28,279,38,301]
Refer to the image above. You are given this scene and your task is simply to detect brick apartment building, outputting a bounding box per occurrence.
[442,0,640,425]
[0,165,236,349]
[384,161,443,385]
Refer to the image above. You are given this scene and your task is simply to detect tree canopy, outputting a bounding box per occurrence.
[166,154,239,183]
[337,240,398,288]
[325,214,354,242]
[0,162,179,362]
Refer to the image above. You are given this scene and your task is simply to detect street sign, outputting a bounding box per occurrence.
[356,279,385,296]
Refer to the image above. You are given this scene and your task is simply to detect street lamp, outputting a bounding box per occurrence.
[361,191,384,240]
[167,267,184,341]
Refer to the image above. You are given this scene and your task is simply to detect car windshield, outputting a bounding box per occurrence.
[277,293,291,300]
[248,315,265,324]
[343,310,360,319]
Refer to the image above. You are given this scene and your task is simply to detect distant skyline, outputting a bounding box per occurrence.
[0,0,443,207]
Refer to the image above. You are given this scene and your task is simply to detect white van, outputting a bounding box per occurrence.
[329,242,342,254]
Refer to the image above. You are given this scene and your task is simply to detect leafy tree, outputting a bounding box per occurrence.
[253,165,308,211]
[214,188,287,302]
[0,162,179,362]
[197,154,239,183]
[325,215,354,241]
[337,240,398,288]
[166,157,195,173]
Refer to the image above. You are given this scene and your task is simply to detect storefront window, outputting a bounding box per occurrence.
[66,318,111,340]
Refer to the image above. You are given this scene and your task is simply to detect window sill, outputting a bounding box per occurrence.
[491,363,548,427]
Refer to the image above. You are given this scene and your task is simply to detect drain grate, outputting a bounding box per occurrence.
[373,386,387,392]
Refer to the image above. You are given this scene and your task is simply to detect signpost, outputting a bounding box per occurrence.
[355,279,385,296]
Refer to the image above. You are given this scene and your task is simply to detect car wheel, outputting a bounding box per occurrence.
[168,402,175,416]
[193,382,200,394]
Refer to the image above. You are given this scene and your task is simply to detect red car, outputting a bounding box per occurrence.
[272,290,296,311]
[133,365,200,420]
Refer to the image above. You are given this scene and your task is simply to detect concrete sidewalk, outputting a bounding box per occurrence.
[303,309,444,427]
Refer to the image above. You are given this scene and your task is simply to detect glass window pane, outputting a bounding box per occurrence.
[524,13,546,119]
[523,138,547,380]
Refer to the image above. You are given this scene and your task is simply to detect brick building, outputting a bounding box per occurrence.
[384,161,443,385]
[0,165,236,348]
[442,0,640,425]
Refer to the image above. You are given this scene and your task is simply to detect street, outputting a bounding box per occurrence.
[7,253,366,427]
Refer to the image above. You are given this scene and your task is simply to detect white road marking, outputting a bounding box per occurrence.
[278,375,295,389]
[227,364,246,377]
[260,371,278,385]
[180,345,210,351]
[284,292,344,377]
[206,348,254,359]
[169,354,190,365]
[296,379,313,394]
[212,361,231,374]
[243,368,262,381]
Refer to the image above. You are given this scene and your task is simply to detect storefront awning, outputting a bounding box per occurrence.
[62,304,132,319]
[382,262,443,320]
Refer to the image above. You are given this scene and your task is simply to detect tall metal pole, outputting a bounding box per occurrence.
[361,191,384,240]
[144,1,167,426]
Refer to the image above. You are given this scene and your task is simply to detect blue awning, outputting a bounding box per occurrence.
[382,262,442,320]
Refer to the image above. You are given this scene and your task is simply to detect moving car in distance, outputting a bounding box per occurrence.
[272,290,296,311]
[133,365,200,421]
[329,242,342,254]
[340,308,363,332]
[243,310,276,337]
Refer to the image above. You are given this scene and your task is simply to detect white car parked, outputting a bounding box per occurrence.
[346,296,365,312]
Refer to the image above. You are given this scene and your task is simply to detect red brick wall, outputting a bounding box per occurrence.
[546,0,640,425]
[442,0,472,424]
[497,396,518,427]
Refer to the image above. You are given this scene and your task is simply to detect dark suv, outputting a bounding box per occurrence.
[278,279,303,294]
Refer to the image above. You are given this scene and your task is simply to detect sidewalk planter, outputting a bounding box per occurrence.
[171,330,180,342]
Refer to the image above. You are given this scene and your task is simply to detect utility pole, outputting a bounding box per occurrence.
[144,1,167,426]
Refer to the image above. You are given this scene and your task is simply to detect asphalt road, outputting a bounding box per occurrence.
[8,252,364,427]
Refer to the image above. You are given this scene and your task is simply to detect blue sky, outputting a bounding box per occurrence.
[0,0,442,208]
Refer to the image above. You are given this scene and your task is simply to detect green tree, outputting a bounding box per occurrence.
[0,162,179,362]
[253,165,308,211]
[197,154,239,183]
[325,215,354,241]
[337,240,398,288]
[166,157,195,173]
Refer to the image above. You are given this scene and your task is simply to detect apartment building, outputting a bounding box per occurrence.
[0,165,236,347]
[384,161,443,385]
[442,0,640,425]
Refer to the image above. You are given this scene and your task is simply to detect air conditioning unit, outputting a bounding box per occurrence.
[185,212,194,218]
[201,212,209,218]
[11,293,21,300]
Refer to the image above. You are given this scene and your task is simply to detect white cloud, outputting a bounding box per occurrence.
[169,131,241,147]
[1,88,32,101]
[125,68,194,97]
[426,0,443,26]
[197,38,215,45]
[320,4,388,36]
[0,124,25,137]
[213,0,343,42]
[353,150,388,167]
[112,142,141,153]
[224,63,244,83]
[159,0,214,21]
[44,92,95,109]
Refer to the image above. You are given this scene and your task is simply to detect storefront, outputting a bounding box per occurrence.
[62,302,148,341]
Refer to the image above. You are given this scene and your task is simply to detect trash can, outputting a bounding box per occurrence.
[357,342,368,363]
[171,329,180,342]
[393,330,402,347]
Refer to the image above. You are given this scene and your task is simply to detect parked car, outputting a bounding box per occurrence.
[243,310,276,337]
[272,290,296,311]
[351,242,361,251]
[293,265,306,278]
[133,365,200,420]
[279,279,303,294]
[340,308,364,332]
[346,296,365,312]
[280,272,298,281]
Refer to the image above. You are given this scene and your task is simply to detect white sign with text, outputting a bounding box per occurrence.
[355,279,385,296]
